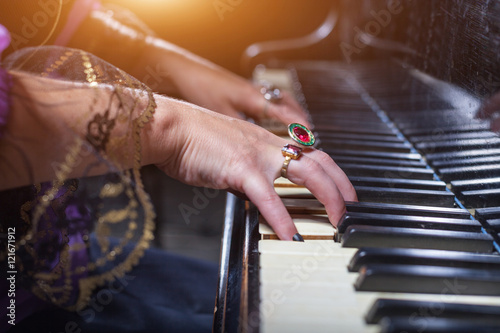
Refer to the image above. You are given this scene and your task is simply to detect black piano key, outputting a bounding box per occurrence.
[349,177,446,191]
[337,212,480,235]
[320,140,412,153]
[475,207,500,221]
[389,109,474,122]
[324,148,422,161]
[317,132,404,143]
[310,104,374,113]
[431,155,500,168]
[450,177,500,192]
[409,130,498,143]
[281,198,326,214]
[314,123,395,136]
[379,316,500,333]
[426,148,500,162]
[366,298,500,325]
[308,90,365,98]
[312,112,380,121]
[383,98,454,111]
[354,264,500,296]
[355,186,456,207]
[400,123,491,137]
[316,119,385,129]
[340,164,434,180]
[483,219,500,232]
[416,138,500,154]
[348,247,500,272]
[459,188,500,208]
[332,156,426,168]
[438,164,500,182]
[341,225,494,253]
[345,201,470,219]
[282,199,470,218]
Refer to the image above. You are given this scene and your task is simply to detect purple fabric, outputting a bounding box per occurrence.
[0,22,93,329]
[0,183,94,332]
[34,183,91,308]
[0,24,9,51]
[0,24,12,137]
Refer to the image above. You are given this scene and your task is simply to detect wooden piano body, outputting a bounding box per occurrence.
[214,1,500,332]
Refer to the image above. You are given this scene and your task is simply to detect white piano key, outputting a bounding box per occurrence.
[274,177,301,187]
[261,320,377,333]
[259,239,348,255]
[260,254,351,271]
[258,239,500,332]
[275,186,314,198]
[259,215,335,239]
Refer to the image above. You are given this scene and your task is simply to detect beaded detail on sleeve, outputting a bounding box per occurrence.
[0,46,156,311]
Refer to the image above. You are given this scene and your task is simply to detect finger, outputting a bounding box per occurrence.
[305,149,358,202]
[285,153,348,226]
[269,103,312,128]
[243,174,298,240]
[266,93,311,127]
[243,87,311,127]
[212,103,246,120]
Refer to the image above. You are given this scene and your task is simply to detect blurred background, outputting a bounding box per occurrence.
[104,0,335,76]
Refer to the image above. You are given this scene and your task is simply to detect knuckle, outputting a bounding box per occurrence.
[302,155,324,173]
[315,150,335,165]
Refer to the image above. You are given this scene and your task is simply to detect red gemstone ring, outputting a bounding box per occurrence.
[281,144,302,178]
[288,123,315,146]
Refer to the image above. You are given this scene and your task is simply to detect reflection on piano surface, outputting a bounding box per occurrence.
[214,1,500,332]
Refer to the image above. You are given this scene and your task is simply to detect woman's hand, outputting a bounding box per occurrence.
[3,70,355,241]
[67,7,310,127]
[130,38,311,128]
[144,96,356,240]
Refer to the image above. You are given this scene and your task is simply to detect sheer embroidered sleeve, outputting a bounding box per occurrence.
[0,43,157,312]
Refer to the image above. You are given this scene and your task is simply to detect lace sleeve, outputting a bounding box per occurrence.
[0,45,157,311]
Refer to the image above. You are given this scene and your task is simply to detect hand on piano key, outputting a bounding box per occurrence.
[111,34,311,127]
[151,106,356,241]
[171,59,311,127]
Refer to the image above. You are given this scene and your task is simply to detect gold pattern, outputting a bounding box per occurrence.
[100,182,125,197]
[2,39,157,311]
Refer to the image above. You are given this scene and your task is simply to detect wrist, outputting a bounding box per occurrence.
[140,94,186,167]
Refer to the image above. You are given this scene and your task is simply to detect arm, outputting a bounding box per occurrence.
[1,70,356,240]
[67,6,311,127]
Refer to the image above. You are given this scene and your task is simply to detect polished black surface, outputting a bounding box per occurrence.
[366,298,500,325]
[349,247,500,272]
[341,225,494,253]
[355,264,500,295]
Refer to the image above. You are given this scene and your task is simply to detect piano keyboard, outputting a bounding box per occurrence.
[213,60,500,333]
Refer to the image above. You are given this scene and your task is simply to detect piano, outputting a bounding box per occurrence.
[213,1,500,332]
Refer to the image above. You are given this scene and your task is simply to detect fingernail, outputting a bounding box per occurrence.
[293,233,304,242]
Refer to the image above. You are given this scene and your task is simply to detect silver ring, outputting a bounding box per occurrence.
[260,85,283,103]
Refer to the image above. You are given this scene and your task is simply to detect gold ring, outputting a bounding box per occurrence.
[288,123,315,146]
[281,144,302,178]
